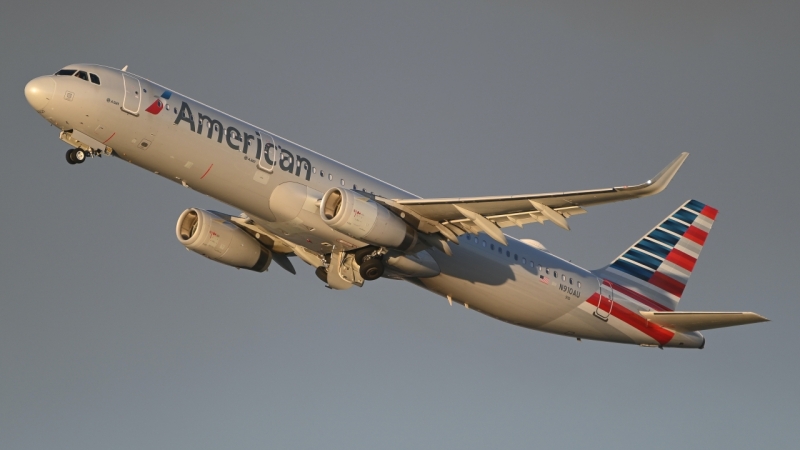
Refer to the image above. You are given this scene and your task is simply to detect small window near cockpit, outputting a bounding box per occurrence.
[55,69,76,76]
[89,73,100,85]
[75,71,88,81]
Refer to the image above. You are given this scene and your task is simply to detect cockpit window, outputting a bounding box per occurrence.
[55,69,76,76]
[90,73,100,85]
[75,71,89,81]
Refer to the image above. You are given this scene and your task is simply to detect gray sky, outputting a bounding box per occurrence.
[2,1,798,448]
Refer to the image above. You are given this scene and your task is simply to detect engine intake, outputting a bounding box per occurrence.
[176,208,271,272]
[320,188,417,250]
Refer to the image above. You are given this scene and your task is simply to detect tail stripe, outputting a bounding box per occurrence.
[701,205,718,220]
[649,229,680,246]
[661,219,689,236]
[635,239,671,259]
[665,248,697,272]
[623,248,661,270]
[685,199,706,213]
[684,226,708,246]
[610,260,653,282]
[672,209,698,225]
[600,199,717,310]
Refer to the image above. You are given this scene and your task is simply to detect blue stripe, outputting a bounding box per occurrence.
[161,90,172,100]
[635,239,671,259]
[685,199,705,213]
[622,249,662,270]
[673,209,697,225]
[611,260,654,282]
[648,229,680,247]
[661,219,689,236]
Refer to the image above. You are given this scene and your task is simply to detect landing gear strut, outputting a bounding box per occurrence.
[66,148,86,165]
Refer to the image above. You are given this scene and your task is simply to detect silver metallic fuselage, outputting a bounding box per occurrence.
[25,64,705,348]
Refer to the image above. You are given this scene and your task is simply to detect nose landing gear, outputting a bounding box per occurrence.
[65,148,86,164]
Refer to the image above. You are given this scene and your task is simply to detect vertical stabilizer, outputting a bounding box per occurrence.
[596,199,718,311]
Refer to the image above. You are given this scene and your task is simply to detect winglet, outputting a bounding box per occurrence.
[617,152,689,197]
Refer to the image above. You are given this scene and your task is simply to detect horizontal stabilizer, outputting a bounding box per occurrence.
[640,311,769,332]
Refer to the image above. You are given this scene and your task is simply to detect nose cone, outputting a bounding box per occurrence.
[24,76,55,112]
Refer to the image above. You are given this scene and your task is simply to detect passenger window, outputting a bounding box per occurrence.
[353,184,357,190]
[529,261,534,268]
[490,243,495,250]
[466,235,471,241]
[521,257,526,264]
[506,250,510,257]
[515,254,519,261]
[569,278,573,285]
[562,275,566,281]
[313,167,317,174]
[90,73,100,85]
[482,240,486,247]
[328,174,333,181]
[498,247,502,254]
[577,281,581,288]
[75,71,88,81]
[340,179,345,186]
[546,268,550,274]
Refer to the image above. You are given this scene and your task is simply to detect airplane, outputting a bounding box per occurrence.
[23,64,768,349]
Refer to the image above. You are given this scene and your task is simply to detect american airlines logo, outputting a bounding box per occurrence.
[173,101,313,181]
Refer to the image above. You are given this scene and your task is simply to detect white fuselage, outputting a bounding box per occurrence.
[26,64,705,348]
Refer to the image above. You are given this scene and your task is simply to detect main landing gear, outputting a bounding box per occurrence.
[317,246,387,289]
[355,247,385,281]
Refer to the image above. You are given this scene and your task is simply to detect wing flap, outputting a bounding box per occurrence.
[640,311,769,332]
[383,153,688,237]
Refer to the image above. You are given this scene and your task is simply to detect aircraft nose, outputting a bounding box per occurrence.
[24,76,55,112]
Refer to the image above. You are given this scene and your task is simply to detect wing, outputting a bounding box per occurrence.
[640,311,769,332]
[377,153,689,246]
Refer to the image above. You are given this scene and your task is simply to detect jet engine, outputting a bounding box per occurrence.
[176,208,271,272]
[320,188,417,250]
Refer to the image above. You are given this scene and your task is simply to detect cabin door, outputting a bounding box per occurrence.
[258,134,277,173]
[121,73,141,115]
[595,280,614,321]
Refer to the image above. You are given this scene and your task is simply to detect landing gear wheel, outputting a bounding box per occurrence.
[354,246,377,265]
[66,148,85,164]
[359,257,385,281]
[315,266,328,283]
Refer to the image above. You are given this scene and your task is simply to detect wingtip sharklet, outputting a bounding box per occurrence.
[617,152,689,196]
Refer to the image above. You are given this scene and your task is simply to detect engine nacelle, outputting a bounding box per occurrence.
[176,208,271,272]
[320,188,417,250]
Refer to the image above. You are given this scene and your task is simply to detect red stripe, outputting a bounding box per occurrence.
[665,248,696,272]
[102,132,116,144]
[605,280,672,311]
[587,293,674,345]
[200,164,214,179]
[683,225,708,245]
[648,272,685,297]
[700,205,718,220]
